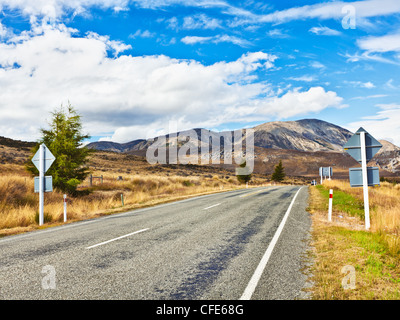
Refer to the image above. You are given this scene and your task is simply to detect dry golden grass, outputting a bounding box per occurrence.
[323,180,400,252]
[0,157,272,237]
[308,180,400,300]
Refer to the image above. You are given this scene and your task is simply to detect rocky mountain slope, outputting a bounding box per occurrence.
[86,119,357,153]
[86,119,400,174]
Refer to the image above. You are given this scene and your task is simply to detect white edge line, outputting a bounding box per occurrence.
[86,228,149,249]
[240,187,303,300]
[203,203,221,210]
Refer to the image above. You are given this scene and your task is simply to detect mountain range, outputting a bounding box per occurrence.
[86,119,400,175]
[87,118,399,153]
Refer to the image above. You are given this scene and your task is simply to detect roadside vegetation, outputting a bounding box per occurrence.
[0,152,276,237]
[307,179,400,299]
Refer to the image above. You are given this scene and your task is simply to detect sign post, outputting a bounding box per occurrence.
[32,144,55,226]
[360,131,370,230]
[39,145,44,226]
[319,167,332,184]
[344,127,382,230]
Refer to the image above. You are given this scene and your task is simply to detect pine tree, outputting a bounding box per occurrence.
[26,103,91,195]
[271,160,285,182]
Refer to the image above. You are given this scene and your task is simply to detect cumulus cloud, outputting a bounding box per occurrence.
[0,21,345,142]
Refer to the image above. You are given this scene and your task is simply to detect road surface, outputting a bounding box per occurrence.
[0,185,312,300]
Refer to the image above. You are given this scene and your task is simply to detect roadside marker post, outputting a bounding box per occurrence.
[63,194,67,223]
[328,189,333,222]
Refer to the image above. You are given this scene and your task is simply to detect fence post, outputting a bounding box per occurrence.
[121,193,124,206]
[89,174,93,187]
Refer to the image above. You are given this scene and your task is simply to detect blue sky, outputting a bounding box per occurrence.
[1,0,400,146]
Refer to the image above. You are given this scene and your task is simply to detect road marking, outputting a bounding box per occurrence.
[240,187,303,300]
[203,203,222,210]
[86,228,149,249]
[239,189,264,198]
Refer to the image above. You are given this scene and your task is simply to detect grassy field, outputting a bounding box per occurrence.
[0,150,290,237]
[308,180,400,299]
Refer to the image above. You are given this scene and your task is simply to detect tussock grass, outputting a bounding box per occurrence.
[0,169,269,237]
[308,180,400,300]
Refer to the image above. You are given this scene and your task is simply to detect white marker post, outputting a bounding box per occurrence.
[63,194,67,222]
[39,144,45,226]
[359,131,370,230]
[328,189,333,222]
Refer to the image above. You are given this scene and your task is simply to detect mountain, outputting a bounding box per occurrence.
[253,119,352,152]
[86,139,147,153]
[87,119,355,153]
[86,118,400,175]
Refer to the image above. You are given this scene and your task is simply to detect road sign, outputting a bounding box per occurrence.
[343,127,382,163]
[31,144,55,226]
[34,176,53,193]
[32,144,55,173]
[349,167,380,187]
[319,167,332,177]
[343,127,381,230]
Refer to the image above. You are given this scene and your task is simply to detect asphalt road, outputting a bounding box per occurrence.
[0,185,312,300]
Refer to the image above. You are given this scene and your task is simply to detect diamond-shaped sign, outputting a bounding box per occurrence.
[343,127,382,163]
[32,144,56,173]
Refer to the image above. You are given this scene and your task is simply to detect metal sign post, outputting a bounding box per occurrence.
[39,145,44,226]
[360,131,370,230]
[344,127,382,230]
[319,167,333,184]
[32,144,55,226]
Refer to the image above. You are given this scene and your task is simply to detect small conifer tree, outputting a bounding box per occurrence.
[26,103,91,195]
[271,160,285,182]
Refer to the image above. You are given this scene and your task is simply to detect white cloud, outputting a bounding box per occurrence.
[257,0,400,24]
[348,104,400,147]
[309,26,341,36]
[181,36,213,45]
[182,14,222,30]
[0,22,345,142]
[181,34,251,47]
[287,75,317,82]
[0,0,131,19]
[259,87,346,119]
[310,61,326,69]
[267,28,289,38]
[344,80,375,89]
[129,29,155,39]
[357,33,400,53]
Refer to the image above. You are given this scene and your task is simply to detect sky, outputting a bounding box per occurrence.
[1,0,400,146]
